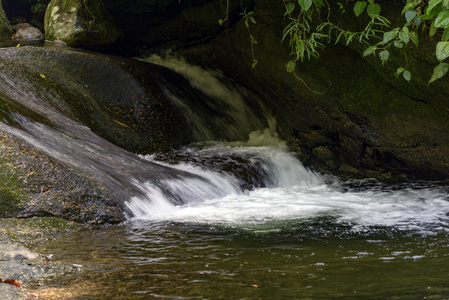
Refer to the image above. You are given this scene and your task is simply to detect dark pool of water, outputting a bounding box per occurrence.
[32,219,449,299]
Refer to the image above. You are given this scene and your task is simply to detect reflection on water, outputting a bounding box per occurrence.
[33,216,449,299]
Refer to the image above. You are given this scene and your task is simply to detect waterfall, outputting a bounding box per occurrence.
[139,53,268,142]
[124,54,449,233]
[1,45,448,234]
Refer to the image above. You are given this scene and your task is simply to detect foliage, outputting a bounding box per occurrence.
[278,0,449,84]
[240,7,258,68]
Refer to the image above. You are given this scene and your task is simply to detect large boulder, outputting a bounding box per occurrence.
[0,1,10,41]
[0,45,191,153]
[44,0,121,49]
[0,44,202,224]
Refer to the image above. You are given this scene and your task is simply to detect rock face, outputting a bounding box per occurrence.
[44,0,121,49]
[0,1,10,41]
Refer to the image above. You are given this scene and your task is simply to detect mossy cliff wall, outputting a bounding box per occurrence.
[0,1,10,41]
[179,1,449,180]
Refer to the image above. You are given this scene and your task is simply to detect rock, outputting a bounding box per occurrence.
[312,146,334,162]
[12,23,43,40]
[0,44,202,223]
[0,2,10,42]
[44,0,121,50]
[0,133,126,225]
[0,45,191,153]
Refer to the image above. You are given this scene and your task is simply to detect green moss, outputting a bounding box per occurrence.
[0,217,84,246]
[0,144,27,217]
[0,1,10,42]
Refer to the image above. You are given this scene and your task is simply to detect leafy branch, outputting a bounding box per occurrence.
[240,8,258,68]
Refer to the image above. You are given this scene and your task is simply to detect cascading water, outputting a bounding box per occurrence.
[2,46,449,299]
[124,54,449,235]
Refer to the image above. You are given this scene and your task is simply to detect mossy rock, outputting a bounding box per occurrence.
[0,217,84,247]
[0,132,126,225]
[44,0,121,50]
[0,1,10,42]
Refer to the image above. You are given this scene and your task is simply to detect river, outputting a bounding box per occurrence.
[2,48,449,299]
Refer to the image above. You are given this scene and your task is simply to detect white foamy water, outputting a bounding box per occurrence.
[126,141,449,232]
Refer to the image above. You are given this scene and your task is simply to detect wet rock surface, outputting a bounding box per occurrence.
[0,44,191,153]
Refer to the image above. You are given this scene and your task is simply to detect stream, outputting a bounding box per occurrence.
[2,48,449,299]
[33,140,449,299]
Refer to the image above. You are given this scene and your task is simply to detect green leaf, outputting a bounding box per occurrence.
[298,0,313,12]
[442,28,449,41]
[430,21,438,37]
[250,16,257,24]
[409,31,419,46]
[394,40,404,48]
[403,70,411,81]
[379,50,389,64]
[363,45,377,57]
[421,5,445,20]
[428,0,443,12]
[434,10,449,28]
[286,2,295,15]
[367,3,381,17]
[313,0,325,8]
[405,10,417,23]
[252,59,258,69]
[399,31,410,44]
[354,1,367,17]
[414,16,423,27]
[286,60,296,73]
[401,3,414,15]
[395,67,405,76]
[218,19,224,26]
[436,41,449,61]
[383,30,397,44]
[429,62,449,83]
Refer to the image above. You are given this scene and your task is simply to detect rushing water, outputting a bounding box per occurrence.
[3,49,449,298]
[32,133,449,299]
